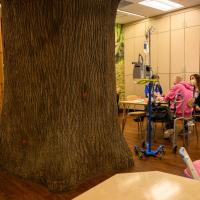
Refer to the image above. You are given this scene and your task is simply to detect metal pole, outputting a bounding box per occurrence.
[148,81,152,152]
[149,29,151,67]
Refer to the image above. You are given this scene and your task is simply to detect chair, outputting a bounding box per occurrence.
[151,103,169,137]
[191,113,200,144]
[126,95,146,138]
[187,97,199,144]
[183,100,199,145]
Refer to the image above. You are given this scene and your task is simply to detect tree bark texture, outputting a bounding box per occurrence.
[0,0,133,191]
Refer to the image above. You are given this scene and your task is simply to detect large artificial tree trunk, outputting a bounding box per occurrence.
[0,0,133,191]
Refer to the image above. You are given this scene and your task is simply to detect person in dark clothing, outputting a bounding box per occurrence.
[144,74,163,98]
[190,74,200,120]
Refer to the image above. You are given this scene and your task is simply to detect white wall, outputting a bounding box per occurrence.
[124,6,200,98]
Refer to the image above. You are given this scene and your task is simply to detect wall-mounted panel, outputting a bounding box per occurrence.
[147,19,158,32]
[185,26,200,73]
[148,16,170,33]
[157,32,170,73]
[124,25,135,40]
[124,38,134,75]
[150,33,158,73]
[133,36,145,63]
[171,13,185,30]
[171,29,184,73]
[125,75,134,98]
[125,75,145,98]
[185,9,200,27]
[132,22,146,37]
[158,73,170,94]
[156,16,170,33]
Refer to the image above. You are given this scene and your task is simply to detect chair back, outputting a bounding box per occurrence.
[126,95,138,101]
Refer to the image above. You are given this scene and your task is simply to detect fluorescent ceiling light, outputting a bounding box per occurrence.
[117,9,145,18]
[139,0,184,11]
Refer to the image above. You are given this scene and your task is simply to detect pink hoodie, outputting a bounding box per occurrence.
[164,81,193,117]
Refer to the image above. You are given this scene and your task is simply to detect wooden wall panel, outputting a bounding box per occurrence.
[185,9,200,27]
[157,32,170,73]
[124,25,135,40]
[185,26,200,73]
[159,73,170,94]
[170,29,184,73]
[125,75,145,98]
[133,36,145,63]
[150,33,158,73]
[148,16,170,33]
[156,16,170,33]
[132,22,145,37]
[124,38,134,75]
[171,13,185,30]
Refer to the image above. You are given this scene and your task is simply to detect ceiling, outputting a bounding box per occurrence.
[116,0,200,24]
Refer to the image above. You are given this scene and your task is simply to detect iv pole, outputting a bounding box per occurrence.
[134,26,165,158]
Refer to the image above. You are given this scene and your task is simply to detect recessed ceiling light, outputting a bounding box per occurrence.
[139,0,184,11]
[117,9,146,18]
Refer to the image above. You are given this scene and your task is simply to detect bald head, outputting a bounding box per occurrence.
[174,76,183,85]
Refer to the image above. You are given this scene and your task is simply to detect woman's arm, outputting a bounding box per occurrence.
[195,94,200,107]
[164,85,177,102]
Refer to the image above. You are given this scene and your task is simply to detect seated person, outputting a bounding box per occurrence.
[144,74,163,98]
[190,74,200,120]
[156,76,183,102]
[163,79,193,137]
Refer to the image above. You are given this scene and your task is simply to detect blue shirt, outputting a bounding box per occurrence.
[144,83,163,97]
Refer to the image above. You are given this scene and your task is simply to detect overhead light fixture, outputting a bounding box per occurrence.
[117,9,146,18]
[139,0,184,11]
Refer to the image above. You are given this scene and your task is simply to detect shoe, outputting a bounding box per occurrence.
[164,129,174,139]
[187,120,195,127]
[178,130,192,137]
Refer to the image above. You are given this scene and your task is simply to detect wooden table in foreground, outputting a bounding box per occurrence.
[73,171,200,200]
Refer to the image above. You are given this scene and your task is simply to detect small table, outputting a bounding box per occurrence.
[120,99,168,133]
[120,99,147,133]
[73,171,200,200]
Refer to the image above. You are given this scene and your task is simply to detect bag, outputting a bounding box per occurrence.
[151,105,170,121]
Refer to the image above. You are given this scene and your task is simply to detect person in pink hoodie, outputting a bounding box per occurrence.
[164,81,193,118]
[163,80,194,138]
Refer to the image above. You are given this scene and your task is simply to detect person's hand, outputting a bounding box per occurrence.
[144,98,148,103]
[188,98,195,108]
[154,92,161,98]
[156,96,164,101]
[196,105,200,111]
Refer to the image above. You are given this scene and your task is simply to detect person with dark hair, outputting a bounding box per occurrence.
[190,74,200,119]
[144,74,163,98]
